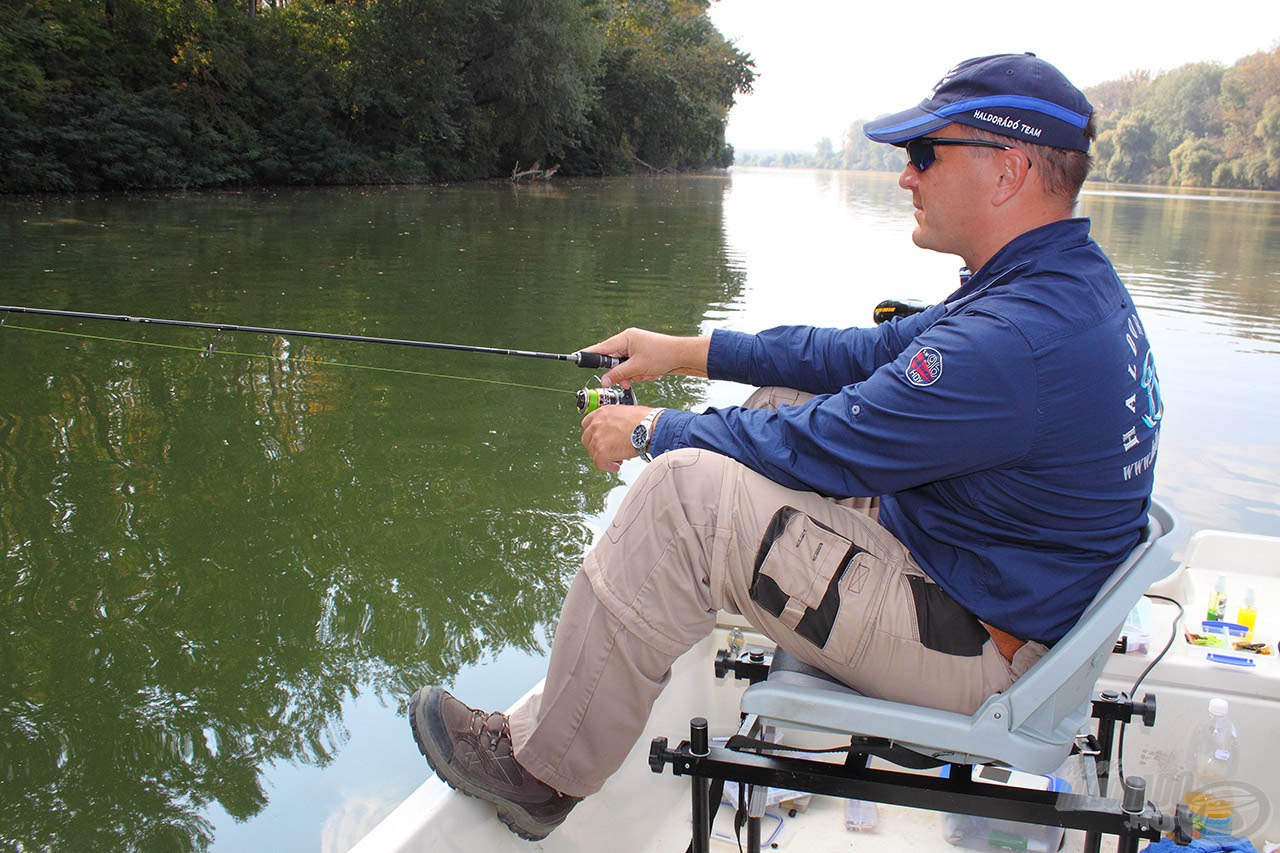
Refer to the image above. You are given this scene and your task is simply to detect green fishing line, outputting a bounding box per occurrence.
[1,322,570,396]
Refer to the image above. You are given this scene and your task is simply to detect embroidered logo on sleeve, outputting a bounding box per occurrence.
[906,346,943,386]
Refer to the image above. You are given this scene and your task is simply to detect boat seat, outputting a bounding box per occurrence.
[762,648,950,770]
[738,499,1179,775]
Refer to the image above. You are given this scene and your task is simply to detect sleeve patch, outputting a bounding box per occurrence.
[905,346,943,387]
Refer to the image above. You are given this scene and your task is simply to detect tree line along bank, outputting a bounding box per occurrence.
[0,0,755,193]
[750,47,1280,192]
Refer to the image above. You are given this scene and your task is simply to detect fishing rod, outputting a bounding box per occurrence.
[0,304,622,369]
[0,304,634,413]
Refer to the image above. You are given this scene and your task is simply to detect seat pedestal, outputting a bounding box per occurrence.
[649,649,1182,853]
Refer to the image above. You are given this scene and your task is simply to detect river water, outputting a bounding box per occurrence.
[1,169,1277,850]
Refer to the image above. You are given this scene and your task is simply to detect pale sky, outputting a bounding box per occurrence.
[708,1,1280,153]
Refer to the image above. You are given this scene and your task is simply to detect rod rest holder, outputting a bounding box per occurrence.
[714,647,772,684]
[1092,690,1157,728]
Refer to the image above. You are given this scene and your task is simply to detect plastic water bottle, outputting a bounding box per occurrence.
[1206,575,1228,622]
[1183,697,1239,837]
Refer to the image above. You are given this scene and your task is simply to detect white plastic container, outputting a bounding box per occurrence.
[843,798,878,831]
[940,765,1071,853]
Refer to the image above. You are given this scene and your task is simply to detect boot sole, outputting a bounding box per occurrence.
[409,687,562,842]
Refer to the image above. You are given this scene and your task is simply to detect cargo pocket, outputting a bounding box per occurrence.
[904,574,990,657]
[749,506,861,650]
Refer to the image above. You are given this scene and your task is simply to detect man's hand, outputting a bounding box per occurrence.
[579,328,710,389]
[580,405,654,473]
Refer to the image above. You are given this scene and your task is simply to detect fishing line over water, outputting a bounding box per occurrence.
[0,320,572,396]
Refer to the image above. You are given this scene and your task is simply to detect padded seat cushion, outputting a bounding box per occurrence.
[768,647,862,693]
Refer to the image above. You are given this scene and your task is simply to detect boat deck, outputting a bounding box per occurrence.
[355,530,1280,852]
[645,789,1094,852]
[355,627,1109,853]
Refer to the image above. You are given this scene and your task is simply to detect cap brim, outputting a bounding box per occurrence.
[863,106,950,145]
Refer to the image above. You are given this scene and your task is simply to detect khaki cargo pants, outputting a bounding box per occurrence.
[508,388,1047,798]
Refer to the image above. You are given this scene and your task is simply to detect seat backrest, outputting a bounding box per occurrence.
[978,498,1179,745]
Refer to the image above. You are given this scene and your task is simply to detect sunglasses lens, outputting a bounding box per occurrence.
[906,139,935,171]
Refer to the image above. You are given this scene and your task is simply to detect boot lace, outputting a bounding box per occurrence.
[469,709,512,754]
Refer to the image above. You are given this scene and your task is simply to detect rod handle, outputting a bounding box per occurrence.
[574,351,624,370]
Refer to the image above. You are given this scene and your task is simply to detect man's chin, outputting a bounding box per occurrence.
[912,229,962,261]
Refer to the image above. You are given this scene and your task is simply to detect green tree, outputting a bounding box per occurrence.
[563,0,754,174]
[1100,110,1158,184]
[1145,62,1224,143]
[842,119,903,172]
[1087,70,1152,118]
[1084,50,1280,190]
[460,0,602,172]
[1253,95,1280,185]
[0,0,750,191]
[1169,136,1219,186]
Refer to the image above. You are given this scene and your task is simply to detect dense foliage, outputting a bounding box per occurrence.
[0,0,754,192]
[1087,50,1280,189]
[747,46,1280,191]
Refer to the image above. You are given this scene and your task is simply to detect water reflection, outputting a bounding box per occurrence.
[1084,185,1280,346]
[1074,183,1280,538]
[0,179,744,850]
[713,168,958,339]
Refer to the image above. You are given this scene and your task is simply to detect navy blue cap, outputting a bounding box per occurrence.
[863,54,1093,152]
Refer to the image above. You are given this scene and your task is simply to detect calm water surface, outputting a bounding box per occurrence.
[1,170,1277,850]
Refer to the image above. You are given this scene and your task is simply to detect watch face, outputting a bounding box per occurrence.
[631,423,647,452]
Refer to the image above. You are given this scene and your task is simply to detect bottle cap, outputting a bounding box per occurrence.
[1209,698,1229,716]
[1245,586,1256,607]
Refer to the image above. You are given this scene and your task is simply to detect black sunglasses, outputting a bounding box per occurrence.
[904,137,1017,172]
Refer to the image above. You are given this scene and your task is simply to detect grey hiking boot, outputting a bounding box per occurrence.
[409,686,580,841]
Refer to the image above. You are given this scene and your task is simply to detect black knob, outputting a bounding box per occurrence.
[714,649,731,679]
[649,737,669,773]
[1140,693,1157,727]
[1122,776,1146,815]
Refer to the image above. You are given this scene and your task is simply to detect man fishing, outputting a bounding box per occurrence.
[409,53,1163,841]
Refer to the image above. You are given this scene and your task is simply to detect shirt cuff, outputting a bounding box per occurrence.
[649,407,695,457]
[707,328,756,384]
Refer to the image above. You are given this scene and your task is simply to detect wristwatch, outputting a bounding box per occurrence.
[631,408,665,462]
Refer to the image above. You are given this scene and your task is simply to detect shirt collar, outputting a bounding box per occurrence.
[945,218,1092,305]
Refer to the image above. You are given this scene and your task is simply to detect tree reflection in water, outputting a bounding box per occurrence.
[0,178,742,849]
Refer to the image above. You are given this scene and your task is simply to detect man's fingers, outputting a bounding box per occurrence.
[580,405,650,469]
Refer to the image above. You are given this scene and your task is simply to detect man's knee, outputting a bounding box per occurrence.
[642,446,728,485]
[648,447,738,501]
[601,449,730,549]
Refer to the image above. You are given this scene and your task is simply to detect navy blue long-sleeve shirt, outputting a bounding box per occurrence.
[651,219,1162,644]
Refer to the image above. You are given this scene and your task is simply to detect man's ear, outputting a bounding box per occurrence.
[991,148,1032,206]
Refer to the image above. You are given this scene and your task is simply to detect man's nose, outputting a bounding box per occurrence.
[898,161,918,190]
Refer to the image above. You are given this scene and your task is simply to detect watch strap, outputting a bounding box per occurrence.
[636,408,665,462]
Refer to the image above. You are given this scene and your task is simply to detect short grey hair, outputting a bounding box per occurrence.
[959,117,1096,205]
